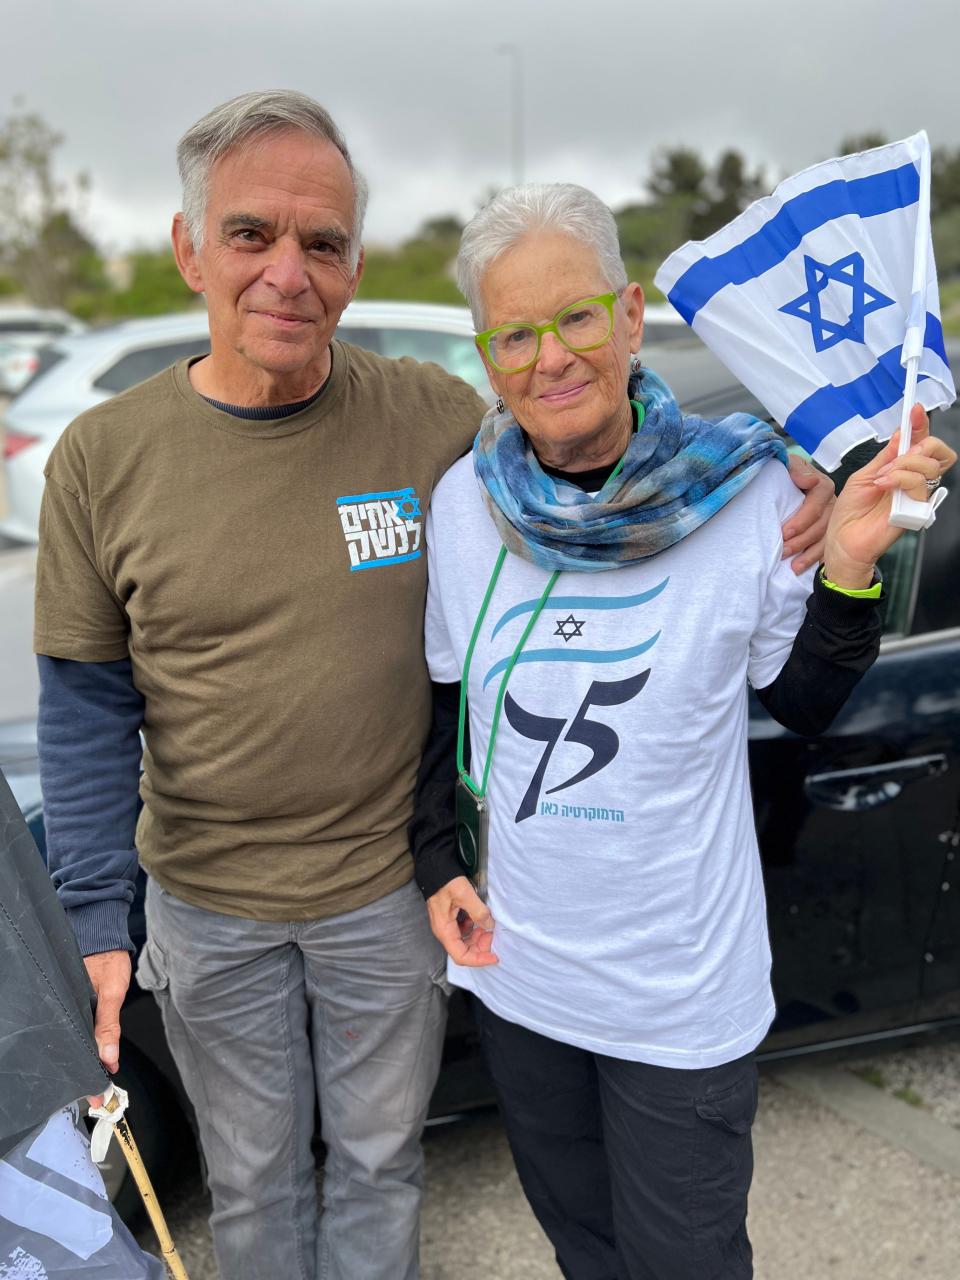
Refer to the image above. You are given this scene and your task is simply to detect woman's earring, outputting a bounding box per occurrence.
[630,354,643,374]
[496,397,505,414]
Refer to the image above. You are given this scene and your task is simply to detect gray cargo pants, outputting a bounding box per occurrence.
[136,877,449,1280]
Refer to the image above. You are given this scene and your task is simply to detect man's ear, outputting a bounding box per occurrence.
[345,246,365,305]
[172,213,205,295]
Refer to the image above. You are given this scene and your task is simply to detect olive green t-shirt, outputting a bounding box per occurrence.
[34,342,486,920]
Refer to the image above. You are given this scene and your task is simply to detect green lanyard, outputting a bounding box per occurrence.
[456,551,559,799]
[456,401,643,800]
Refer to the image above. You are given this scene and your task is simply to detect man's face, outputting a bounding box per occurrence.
[173,129,362,399]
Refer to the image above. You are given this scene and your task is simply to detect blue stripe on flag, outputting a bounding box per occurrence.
[667,162,920,324]
[783,313,947,452]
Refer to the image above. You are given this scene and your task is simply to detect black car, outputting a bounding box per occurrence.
[3,336,959,1222]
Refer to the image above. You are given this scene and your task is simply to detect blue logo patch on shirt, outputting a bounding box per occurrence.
[336,487,423,571]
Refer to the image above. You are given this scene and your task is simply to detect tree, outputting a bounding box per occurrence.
[647,147,708,203]
[0,102,104,309]
[836,132,888,157]
[696,149,766,236]
[417,214,463,241]
[86,249,196,321]
[638,146,765,248]
[932,147,960,219]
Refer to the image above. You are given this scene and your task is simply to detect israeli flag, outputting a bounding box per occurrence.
[654,132,956,470]
[0,1107,164,1278]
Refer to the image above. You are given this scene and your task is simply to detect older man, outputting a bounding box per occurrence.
[34,93,832,1280]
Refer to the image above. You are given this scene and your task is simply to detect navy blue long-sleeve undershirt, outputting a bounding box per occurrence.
[38,655,144,955]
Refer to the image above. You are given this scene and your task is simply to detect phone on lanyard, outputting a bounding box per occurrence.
[455,777,490,901]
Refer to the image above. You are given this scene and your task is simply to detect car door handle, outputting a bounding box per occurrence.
[803,754,949,812]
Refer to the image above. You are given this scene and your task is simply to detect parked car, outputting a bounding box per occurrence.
[2,337,958,1224]
[0,307,87,396]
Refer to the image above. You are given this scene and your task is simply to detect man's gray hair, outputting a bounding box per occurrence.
[456,183,628,328]
[177,90,368,269]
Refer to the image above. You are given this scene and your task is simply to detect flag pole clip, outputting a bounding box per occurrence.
[888,355,949,532]
[87,1083,130,1164]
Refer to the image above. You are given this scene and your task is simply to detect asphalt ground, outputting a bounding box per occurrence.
[131,1034,960,1280]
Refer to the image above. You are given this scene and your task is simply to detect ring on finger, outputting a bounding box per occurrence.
[925,475,941,493]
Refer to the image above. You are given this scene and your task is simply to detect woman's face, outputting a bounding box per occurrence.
[477,231,644,467]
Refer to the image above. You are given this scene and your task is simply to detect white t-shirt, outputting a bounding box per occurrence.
[425,453,814,1069]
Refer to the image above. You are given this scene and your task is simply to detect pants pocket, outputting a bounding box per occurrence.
[430,957,455,999]
[695,1066,759,1136]
[134,936,169,995]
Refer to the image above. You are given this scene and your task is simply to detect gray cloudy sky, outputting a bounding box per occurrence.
[5,0,960,253]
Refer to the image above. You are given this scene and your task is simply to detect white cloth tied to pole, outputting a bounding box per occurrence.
[87,1084,130,1165]
[655,131,955,528]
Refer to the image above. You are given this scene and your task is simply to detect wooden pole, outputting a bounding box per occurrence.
[102,1093,190,1280]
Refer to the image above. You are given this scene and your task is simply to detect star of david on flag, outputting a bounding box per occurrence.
[654,132,956,471]
[779,252,894,352]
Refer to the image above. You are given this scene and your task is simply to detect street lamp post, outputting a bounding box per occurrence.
[497,43,524,186]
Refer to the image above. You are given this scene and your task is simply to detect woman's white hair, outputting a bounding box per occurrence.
[456,183,628,328]
[176,90,368,270]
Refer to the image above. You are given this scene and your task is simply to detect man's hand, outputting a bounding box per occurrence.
[84,949,132,1105]
[427,876,499,968]
[823,405,957,585]
[782,454,835,573]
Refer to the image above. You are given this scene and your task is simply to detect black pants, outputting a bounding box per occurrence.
[476,1002,757,1280]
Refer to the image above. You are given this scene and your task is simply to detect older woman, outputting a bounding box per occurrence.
[414,184,955,1280]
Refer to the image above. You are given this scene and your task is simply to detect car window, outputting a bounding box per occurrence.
[826,400,960,639]
[0,320,68,336]
[642,323,698,346]
[92,338,211,393]
[909,401,960,636]
[337,326,488,395]
[876,533,921,637]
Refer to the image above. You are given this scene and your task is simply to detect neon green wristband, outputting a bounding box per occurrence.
[819,568,883,599]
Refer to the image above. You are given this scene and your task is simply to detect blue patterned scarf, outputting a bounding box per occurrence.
[473,367,788,572]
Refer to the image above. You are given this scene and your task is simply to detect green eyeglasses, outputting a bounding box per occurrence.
[475,292,619,374]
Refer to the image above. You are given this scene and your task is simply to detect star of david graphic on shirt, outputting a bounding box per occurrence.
[554,613,585,642]
[779,251,895,353]
[393,494,421,520]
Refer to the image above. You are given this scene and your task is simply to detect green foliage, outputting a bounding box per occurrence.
[0,103,103,309]
[892,1085,924,1108]
[417,214,464,241]
[938,277,960,335]
[616,203,683,266]
[356,233,463,305]
[854,1065,888,1089]
[933,209,960,281]
[933,148,960,218]
[836,132,888,156]
[92,250,196,320]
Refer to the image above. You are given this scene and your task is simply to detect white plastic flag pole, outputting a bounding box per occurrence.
[890,133,948,531]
